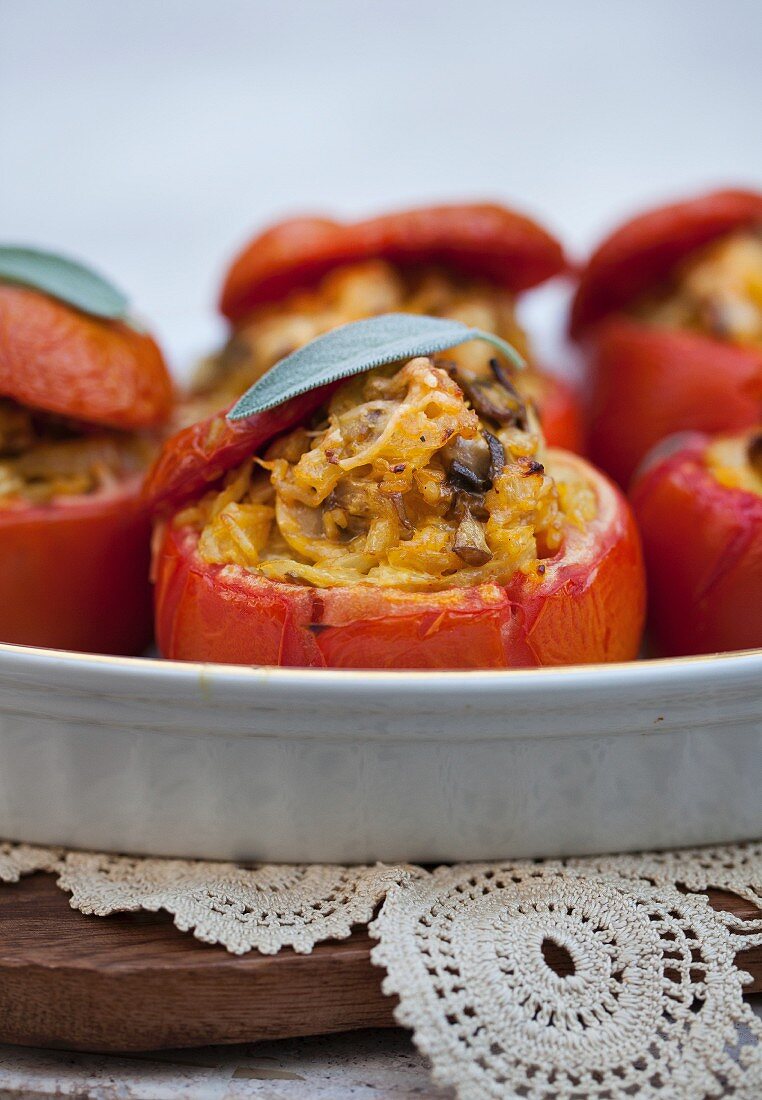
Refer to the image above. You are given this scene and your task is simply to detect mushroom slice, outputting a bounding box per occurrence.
[489,358,529,429]
[483,430,505,483]
[450,488,489,522]
[389,491,415,540]
[442,433,491,492]
[451,367,523,427]
[453,504,493,566]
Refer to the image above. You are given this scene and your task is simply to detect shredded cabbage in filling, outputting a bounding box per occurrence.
[182,356,596,591]
[636,229,762,349]
[188,260,535,420]
[0,399,154,507]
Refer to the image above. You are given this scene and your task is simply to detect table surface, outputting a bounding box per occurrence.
[0,1031,450,1099]
[1,1001,760,1099]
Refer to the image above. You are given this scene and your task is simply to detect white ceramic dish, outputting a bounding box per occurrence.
[0,642,759,863]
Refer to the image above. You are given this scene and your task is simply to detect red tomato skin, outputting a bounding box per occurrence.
[533,370,585,453]
[570,188,762,338]
[585,319,762,487]
[144,385,339,515]
[0,480,154,654]
[0,285,173,430]
[153,452,645,670]
[630,435,762,656]
[220,205,567,325]
[570,189,762,487]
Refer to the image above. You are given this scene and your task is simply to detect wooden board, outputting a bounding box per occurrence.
[0,874,759,1053]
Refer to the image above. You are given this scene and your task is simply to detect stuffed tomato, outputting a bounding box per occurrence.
[0,280,173,654]
[151,352,644,670]
[187,203,583,451]
[570,189,762,486]
[630,427,762,657]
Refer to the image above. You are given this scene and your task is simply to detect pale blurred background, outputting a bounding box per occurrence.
[1,0,760,373]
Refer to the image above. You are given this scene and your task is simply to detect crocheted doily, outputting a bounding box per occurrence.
[1,840,760,1097]
[0,841,61,882]
[59,853,414,955]
[371,861,762,1099]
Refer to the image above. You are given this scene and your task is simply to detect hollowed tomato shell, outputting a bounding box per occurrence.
[586,318,762,487]
[630,433,762,657]
[0,284,173,429]
[219,203,567,325]
[570,188,762,338]
[153,450,645,670]
[0,478,154,654]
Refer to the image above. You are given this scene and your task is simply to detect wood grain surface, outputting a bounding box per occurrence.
[0,874,758,1053]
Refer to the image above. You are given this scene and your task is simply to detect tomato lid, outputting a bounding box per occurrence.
[570,189,762,338]
[145,385,337,513]
[0,284,173,429]
[220,203,567,324]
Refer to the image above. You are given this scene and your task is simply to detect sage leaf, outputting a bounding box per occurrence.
[228,313,525,421]
[0,246,129,320]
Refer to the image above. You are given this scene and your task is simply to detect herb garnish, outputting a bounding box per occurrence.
[227,313,525,421]
[0,246,129,320]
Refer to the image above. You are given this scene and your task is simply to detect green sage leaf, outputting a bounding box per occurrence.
[0,246,129,320]
[228,312,525,421]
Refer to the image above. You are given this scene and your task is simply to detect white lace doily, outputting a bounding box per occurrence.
[371,861,762,1099]
[56,852,416,954]
[570,841,762,909]
[1,839,760,1098]
[0,841,61,882]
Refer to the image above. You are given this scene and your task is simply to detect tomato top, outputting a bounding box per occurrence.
[145,385,338,513]
[570,189,762,338]
[0,284,173,429]
[219,203,567,324]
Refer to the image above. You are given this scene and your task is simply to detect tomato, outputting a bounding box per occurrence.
[630,431,762,657]
[220,204,567,323]
[570,189,762,486]
[152,451,644,670]
[0,281,174,653]
[0,285,173,429]
[570,189,762,338]
[587,319,762,487]
[215,203,579,450]
[0,480,153,654]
